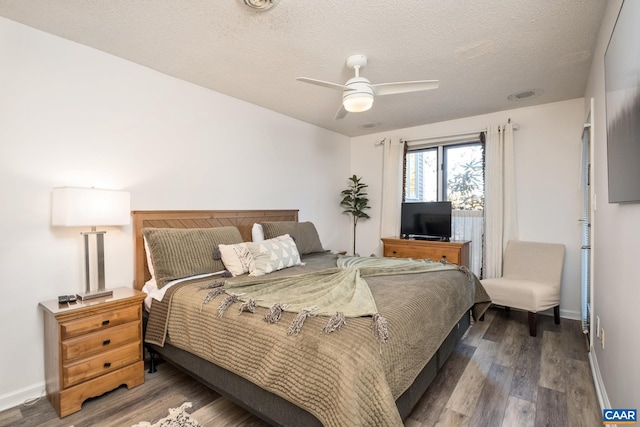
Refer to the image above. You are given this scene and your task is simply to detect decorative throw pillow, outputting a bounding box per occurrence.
[246,234,302,276]
[260,221,324,255]
[218,242,254,276]
[143,235,156,283]
[251,223,264,242]
[143,227,244,288]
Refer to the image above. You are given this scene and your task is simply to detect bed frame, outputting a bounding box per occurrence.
[132,209,470,426]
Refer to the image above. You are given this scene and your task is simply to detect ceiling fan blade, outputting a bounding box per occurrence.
[371,80,439,96]
[334,104,348,120]
[296,77,349,91]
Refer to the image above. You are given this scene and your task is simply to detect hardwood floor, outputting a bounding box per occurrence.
[0,307,601,426]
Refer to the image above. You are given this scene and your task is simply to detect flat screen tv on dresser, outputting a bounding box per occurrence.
[400,201,452,241]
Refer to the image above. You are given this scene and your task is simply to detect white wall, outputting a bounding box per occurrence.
[584,0,640,410]
[350,99,586,319]
[0,17,350,410]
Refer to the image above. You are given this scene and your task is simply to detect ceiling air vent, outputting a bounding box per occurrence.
[242,0,279,11]
[508,89,544,102]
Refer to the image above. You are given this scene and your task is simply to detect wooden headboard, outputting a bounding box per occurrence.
[132,209,299,290]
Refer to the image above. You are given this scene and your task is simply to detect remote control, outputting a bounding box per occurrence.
[67,295,77,303]
[58,295,69,304]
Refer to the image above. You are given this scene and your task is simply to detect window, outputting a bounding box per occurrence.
[405,141,484,209]
[404,140,485,276]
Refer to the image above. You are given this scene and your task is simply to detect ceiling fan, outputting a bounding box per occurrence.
[296,54,439,120]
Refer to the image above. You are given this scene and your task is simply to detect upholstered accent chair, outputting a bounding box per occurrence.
[480,240,565,337]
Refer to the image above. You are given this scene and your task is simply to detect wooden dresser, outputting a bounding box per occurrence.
[39,288,146,417]
[381,237,471,268]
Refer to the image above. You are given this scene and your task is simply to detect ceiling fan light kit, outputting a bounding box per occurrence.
[343,92,374,113]
[343,78,374,112]
[296,54,439,120]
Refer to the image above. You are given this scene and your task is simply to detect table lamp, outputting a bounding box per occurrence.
[52,187,130,300]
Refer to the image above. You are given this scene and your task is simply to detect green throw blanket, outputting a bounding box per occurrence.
[202,256,467,340]
[223,256,460,315]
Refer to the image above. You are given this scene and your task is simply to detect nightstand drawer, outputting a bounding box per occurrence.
[61,304,140,340]
[63,340,141,388]
[62,321,141,362]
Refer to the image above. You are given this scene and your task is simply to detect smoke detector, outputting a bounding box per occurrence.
[242,0,279,10]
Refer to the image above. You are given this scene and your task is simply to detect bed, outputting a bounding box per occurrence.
[133,209,490,427]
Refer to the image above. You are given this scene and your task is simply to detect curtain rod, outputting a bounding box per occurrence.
[401,123,519,145]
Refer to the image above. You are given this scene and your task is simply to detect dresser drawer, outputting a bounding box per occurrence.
[419,247,461,263]
[63,340,141,388]
[62,321,141,363]
[382,238,470,268]
[386,245,461,263]
[61,304,140,340]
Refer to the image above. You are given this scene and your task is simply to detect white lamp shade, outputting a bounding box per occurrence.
[52,187,131,227]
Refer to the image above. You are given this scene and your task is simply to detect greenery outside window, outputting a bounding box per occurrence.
[405,141,484,209]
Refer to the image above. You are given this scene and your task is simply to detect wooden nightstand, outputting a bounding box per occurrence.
[39,288,146,417]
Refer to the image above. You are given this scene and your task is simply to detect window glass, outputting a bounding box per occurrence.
[444,143,484,210]
[405,148,437,202]
[405,141,484,209]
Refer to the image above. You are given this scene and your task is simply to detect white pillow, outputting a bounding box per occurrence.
[218,242,254,276]
[252,223,264,242]
[144,236,156,280]
[246,234,302,277]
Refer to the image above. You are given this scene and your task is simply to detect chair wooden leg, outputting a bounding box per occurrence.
[554,305,560,324]
[528,312,537,337]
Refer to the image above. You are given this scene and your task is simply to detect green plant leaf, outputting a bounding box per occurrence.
[339,175,371,255]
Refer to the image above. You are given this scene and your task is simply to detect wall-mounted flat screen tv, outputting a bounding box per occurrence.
[605,0,640,203]
[400,201,452,241]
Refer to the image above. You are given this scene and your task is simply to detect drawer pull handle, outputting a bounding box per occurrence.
[103,339,111,346]
[102,320,110,326]
[104,362,112,369]
[392,251,397,254]
[442,255,447,259]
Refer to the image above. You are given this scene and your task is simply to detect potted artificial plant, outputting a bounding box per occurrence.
[340,175,371,256]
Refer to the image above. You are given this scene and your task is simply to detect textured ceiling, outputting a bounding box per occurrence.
[0,0,607,137]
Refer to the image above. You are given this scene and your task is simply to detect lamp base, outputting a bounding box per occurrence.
[76,289,113,301]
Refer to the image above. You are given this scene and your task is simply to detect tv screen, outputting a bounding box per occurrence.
[605,0,640,203]
[401,201,452,240]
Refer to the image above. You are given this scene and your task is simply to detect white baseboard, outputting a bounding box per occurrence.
[0,382,45,413]
[536,307,580,320]
[559,308,580,320]
[589,347,609,414]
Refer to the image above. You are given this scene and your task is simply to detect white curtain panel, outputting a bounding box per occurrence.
[483,123,518,279]
[379,139,404,244]
[502,124,518,246]
[452,209,483,276]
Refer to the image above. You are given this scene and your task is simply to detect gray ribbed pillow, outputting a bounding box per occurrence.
[143,227,243,288]
[260,221,324,255]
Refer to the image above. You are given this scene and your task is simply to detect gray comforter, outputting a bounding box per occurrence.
[146,253,490,426]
